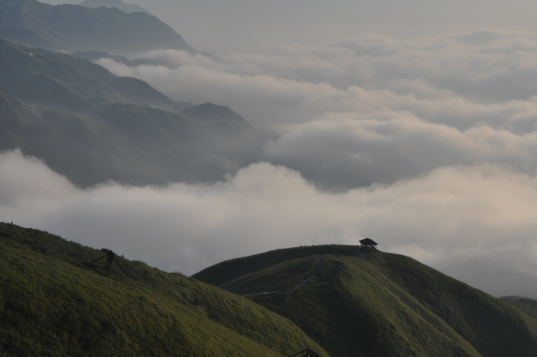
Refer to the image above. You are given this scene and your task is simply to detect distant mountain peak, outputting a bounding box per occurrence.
[79,0,150,14]
[0,0,194,55]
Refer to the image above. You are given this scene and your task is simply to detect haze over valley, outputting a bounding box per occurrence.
[0,0,535,303]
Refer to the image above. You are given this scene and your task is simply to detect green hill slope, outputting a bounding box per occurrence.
[0,0,193,55]
[193,246,537,357]
[0,223,329,357]
[499,297,536,319]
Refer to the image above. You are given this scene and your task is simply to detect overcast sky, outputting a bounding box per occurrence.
[16,0,538,298]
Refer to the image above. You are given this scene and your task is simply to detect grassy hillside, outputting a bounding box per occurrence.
[499,297,536,319]
[0,0,193,55]
[194,246,537,357]
[0,223,329,356]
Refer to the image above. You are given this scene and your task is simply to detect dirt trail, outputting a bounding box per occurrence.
[286,257,323,293]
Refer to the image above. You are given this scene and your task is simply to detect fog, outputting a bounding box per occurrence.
[1,150,535,297]
[95,30,536,191]
[16,1,538,297]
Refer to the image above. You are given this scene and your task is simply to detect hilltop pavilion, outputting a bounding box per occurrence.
[359,238,378,251]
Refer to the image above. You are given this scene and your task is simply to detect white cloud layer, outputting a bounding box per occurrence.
[0,150,535,298]
[98,30,536,132]
[96,30,536,191]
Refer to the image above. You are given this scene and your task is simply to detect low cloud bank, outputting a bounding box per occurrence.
[98,29,536,132]
[264,114,536,190]
[1,150,535,298]
[96,30,536,192]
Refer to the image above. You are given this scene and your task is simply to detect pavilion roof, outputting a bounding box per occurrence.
[359,238,378,246]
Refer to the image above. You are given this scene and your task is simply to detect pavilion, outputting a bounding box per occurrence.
[359,238,378,251]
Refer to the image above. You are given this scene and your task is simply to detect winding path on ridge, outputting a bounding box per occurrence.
[286,257,323,294]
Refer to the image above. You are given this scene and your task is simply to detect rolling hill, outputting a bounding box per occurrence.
[193,245,537,357]
[0,0,193,55]
[0,224,534,357]
[498,296,537,319]
[0,223,329,357]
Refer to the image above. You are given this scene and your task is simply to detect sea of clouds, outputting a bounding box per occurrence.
[1,29,535,297]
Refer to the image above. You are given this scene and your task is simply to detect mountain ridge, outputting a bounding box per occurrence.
[79,0,150,14]
[0,0,194,55]
[0,38,275,187]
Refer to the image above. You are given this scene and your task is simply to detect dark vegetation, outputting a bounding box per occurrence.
[194,246,537,357]
[498,296,536,319]
[0,0,192,55]
[0,223,328,357]
[0,224,534,357]
[0,38,274,187]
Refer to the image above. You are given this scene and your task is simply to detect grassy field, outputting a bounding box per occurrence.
[0,223,329,357]
[194,245,537,357]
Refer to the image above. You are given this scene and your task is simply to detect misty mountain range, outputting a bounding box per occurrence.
[0,0,280,188]
[79,0,150,14]
[0,0,193,55]
[0,35,273,187]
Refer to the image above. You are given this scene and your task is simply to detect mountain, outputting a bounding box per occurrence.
[71,50,172,67]
[183,102,253,129]
[193,245,537,357]
[0,25,58,50]
[0,223,329,357]
[0,0,194,55]
[79,0,150,14]
[499,296,537,319]
[0,90,271,187]
[0,38,274,187]
[0,38,190,113]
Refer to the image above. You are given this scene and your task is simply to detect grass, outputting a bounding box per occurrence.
[194,245,537,357]
[0,223,329,357]
[221,255,321,295]
[498,297,536,319]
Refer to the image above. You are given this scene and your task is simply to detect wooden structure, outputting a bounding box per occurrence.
[359,238,378,251]
[289,349,320,357]
[87,250,115,276]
